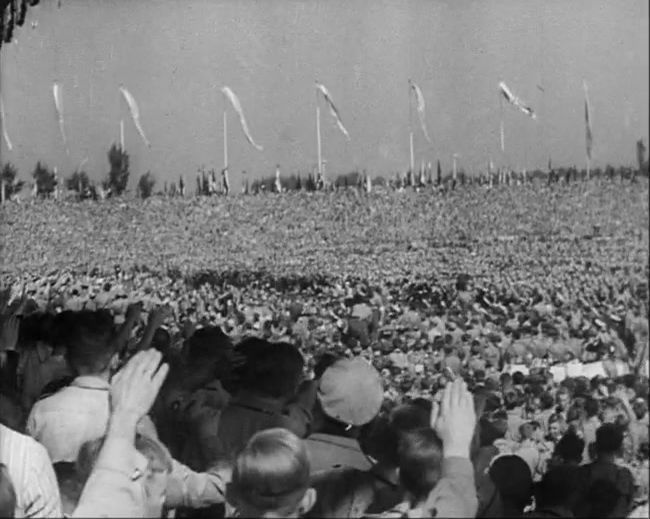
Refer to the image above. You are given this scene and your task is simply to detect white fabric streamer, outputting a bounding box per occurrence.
[315,82,350,141]
[0,96,13,151]
[409,80,432,143]
[53,82,69,154]
[499,81,536,119]
[221,86,263,152]
[119,85,151,148]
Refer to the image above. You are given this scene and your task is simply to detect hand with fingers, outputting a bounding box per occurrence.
[430,378,477,459]
[108,349,169,439]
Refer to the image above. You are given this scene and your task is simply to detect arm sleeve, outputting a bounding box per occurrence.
[22,441,62,518]
[164,459,228,509]
[72,438,148,518]
[424,457,478,518]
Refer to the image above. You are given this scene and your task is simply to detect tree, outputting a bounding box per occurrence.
[65,169,91,196]
[1,1,42,50]
[32,161,56,197]
[105,144,129,196]
[1,162,24,197]
[137,171,155,199]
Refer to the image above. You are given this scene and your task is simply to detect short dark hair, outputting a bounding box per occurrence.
[504,390,521,411]
[242,341,304,399]
[554,431,585,463]
[595,423,624,455]
[66,311,116,375]
[585,397,600,418]
[512,371,525,386]
[398,428,444,502]
[540,391,555,410]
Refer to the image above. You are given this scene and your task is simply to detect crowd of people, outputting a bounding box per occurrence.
[0,265,648,518]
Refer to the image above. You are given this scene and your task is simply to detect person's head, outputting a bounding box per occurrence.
[241,341,304,401]
[227,428,315,518]
[554,430,585,465]
[519,422,534,441]
[540,391,555,411]
[500,372,513,390]
[315,357,383,438]
[504,389,521,411]
[360,401,431,468]
[584,397,600,419]
[535,465,581,511]
[632,398,648,420]
[512,371,525,386]
[397,428,444,507]
[489,455,534,514]
[566,405,584,432]
[556,387,571,410]
[595,423,624,458]
[151,328,171,356]
[0,464,15,518]
[185,326,234,383]
[66,310,118,377]
[547,414,564,442]
[601,397,625,425]
[77,435,173,518]
[530,421,544,442]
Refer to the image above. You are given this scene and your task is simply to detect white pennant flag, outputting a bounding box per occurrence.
[315,81,350,140]
[119,85,151,148]
[221,86,263,152]
[409,80,432,143]
[0,96,12,151]
[53,82,69,154]
[499,81,536,119]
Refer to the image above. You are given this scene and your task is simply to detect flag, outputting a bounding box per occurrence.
[315,81,350,140]
[52,82,69,154]
[498,81,536,119]
[0,95,12,151]
[583,80,593,161]
[119,85,151,148]
[409,80,432,143]
[221,86,263,152]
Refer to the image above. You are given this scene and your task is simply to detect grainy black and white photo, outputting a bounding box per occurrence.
[0,1,648,517]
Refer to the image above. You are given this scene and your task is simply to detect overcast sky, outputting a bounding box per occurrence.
[1,0,648,185]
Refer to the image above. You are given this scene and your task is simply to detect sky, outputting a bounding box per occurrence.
[0,0,648,186]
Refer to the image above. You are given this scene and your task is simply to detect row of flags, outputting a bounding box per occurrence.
[0,78,638,176]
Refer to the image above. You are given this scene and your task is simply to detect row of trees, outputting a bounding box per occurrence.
[0,144,159,201]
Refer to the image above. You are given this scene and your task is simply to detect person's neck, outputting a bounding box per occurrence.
[597,453,616,463]
[78,370,111,382]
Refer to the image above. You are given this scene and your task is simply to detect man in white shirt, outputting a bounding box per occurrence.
[0,422,61,517]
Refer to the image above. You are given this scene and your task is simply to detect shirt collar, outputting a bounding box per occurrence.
[307,433,363,452]
[71,375,110,390]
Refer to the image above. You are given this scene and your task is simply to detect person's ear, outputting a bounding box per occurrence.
[297,488,317,516]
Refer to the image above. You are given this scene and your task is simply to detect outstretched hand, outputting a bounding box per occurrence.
[430,378,476,459]
[0,315,20,352]
[110,349,169,422]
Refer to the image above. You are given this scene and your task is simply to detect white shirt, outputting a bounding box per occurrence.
[26,375,157,463]
[0,423,62,518]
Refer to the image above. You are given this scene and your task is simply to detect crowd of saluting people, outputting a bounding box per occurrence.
[0,270,648,518]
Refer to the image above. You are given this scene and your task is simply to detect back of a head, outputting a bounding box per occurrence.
[489,455,533,512]
[554,430,585,464]
[185,326,232,365]
[585,397,600,418]
[397,428,444,504]
[595,423,624,456]
[242,341,304,400]
[0,464,15,518]
[504,389,521,411]
[536,465,581,509]
[229,428,311,517]
[66,310,116,375]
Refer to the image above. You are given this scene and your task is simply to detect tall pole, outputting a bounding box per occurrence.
[223,108,228,171]
[409,82,414,176]
[316,102,322,178]
[119,119,124,151]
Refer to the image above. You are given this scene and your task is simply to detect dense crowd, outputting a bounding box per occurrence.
[0,177,648,517]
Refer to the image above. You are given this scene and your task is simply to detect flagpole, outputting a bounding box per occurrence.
[316,101,322,178]
[409,81,414,176]
[223,108,228,171]
[120,119,124,151]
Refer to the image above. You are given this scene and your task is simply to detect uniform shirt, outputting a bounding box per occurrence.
[26,375,157,463]
[305,433,373,474]
[0,423,62,518]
